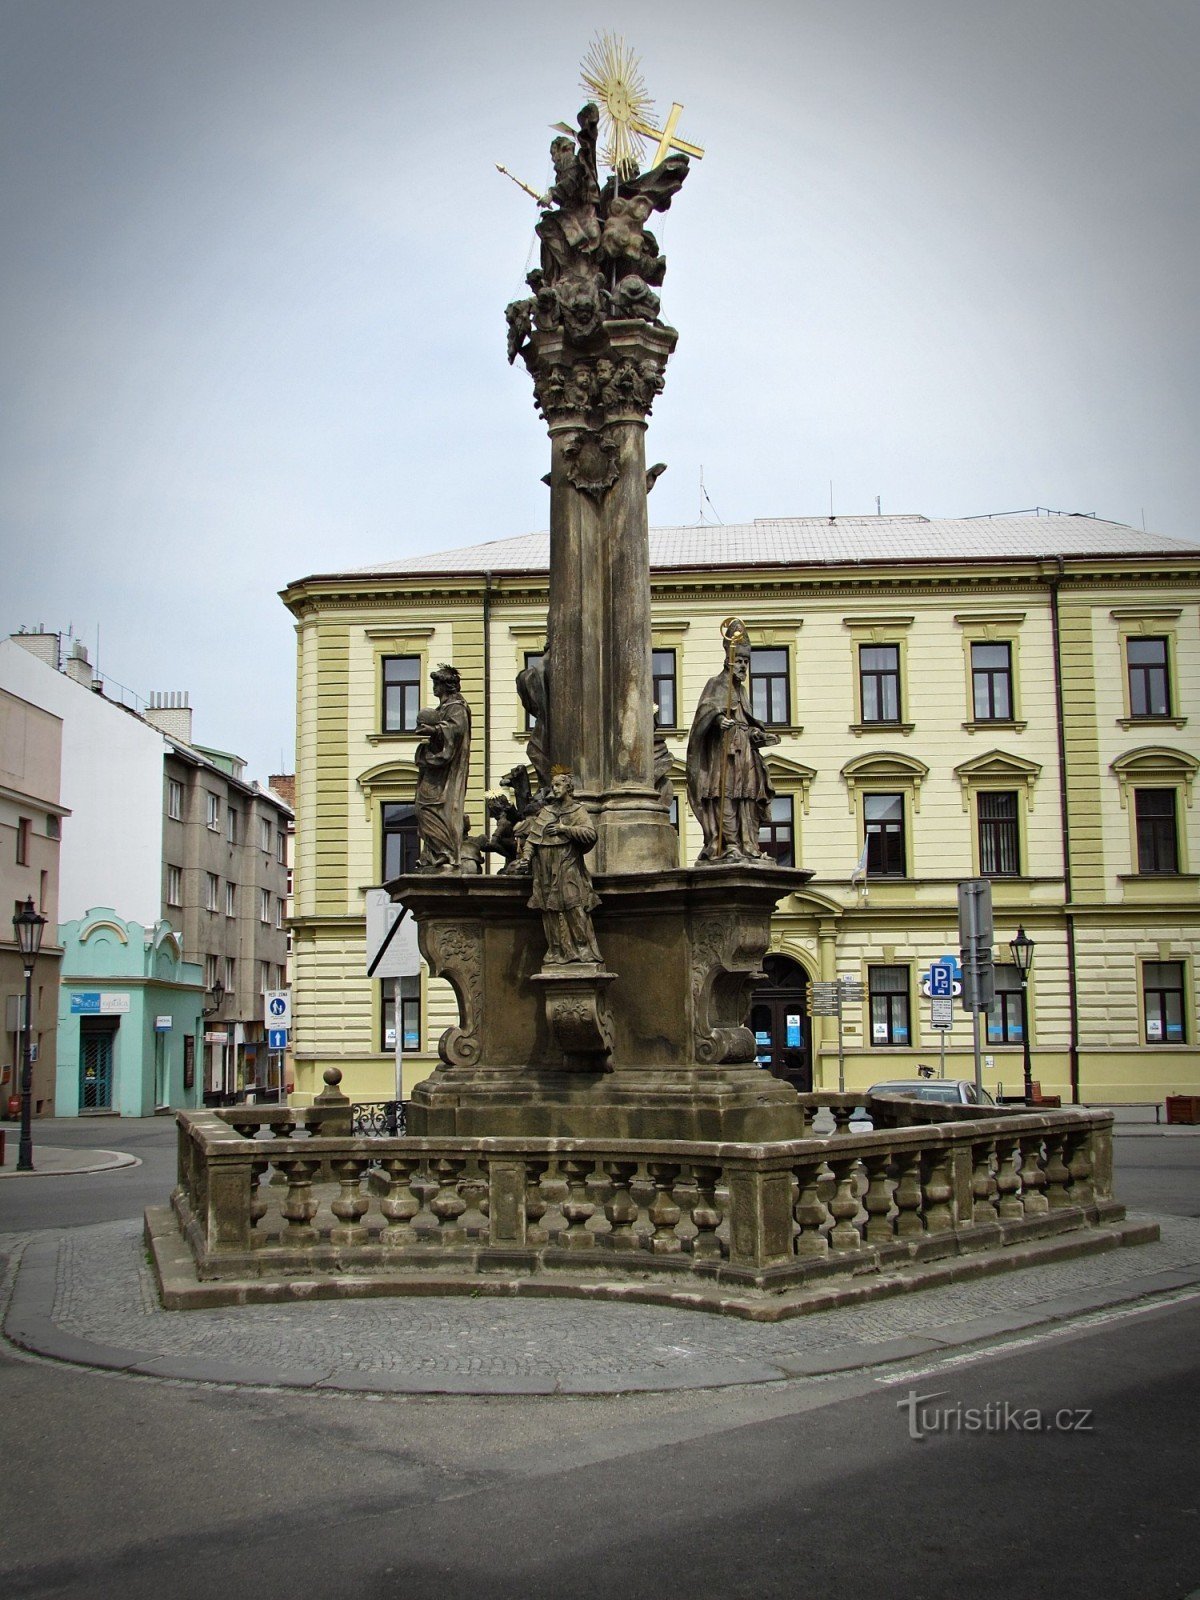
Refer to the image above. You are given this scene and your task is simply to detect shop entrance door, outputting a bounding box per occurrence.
[748,954,812,1091]
[79,1018,117,1110]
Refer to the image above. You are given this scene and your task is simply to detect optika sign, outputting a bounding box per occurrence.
[897,1389,1094,1441]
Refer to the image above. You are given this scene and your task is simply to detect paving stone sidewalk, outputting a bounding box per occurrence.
[3,1213,1198,1395]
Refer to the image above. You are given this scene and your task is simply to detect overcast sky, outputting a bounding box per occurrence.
[3,0,1197,778]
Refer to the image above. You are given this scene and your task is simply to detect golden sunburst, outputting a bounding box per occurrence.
[580,32,656,178]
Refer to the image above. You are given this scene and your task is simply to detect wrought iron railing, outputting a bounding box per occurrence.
[351,1100,406,1138]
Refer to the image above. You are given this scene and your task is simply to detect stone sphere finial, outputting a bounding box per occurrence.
[323,1067,343,1089]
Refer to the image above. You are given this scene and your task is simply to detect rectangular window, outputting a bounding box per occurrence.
[987,966,1026,1044]
[381,975,421,1053]
[259,817,272,853]
[979,791,1020,877]
[205,873,219,913]
[260,960,271,993]
[652,649,677,728]
[276,963,287,990]
[860,645,901,723]
[382,656,421,733]
[227,807,238,845]
[205,793,220,831]
[1128,637,1170,717]
[750,647,790,726]
[204,954,218,990]
[225,882,236,918]
[223,956,235,992]
[276,831,286,864]
[259,888,270,924]
[16,817,31,865]
[1143,961,1185,1044]
[382,802,420,880]
[166,865,182,906]
[864,793,906,876]
[1135,788,1178,874]
[167,779,183,820]
[971,642,1013,720]
[46,814,61,839]
[869,965,910,1046]
[275,898,284,929]
[758,795,795,866]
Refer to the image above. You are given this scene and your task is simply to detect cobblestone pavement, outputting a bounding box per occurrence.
[3,1213,1199,1394]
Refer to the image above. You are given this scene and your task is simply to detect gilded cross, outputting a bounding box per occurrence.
[632,103,705,166]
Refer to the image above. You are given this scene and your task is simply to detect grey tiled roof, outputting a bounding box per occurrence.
[344,514,1198,578]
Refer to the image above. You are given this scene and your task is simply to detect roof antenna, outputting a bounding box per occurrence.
[1141,507,1147,532]
[876,495,882,517]
[829,480,835,524]
[699,466,723,525]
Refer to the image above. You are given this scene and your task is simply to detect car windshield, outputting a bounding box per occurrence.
[871,1081,962,1104]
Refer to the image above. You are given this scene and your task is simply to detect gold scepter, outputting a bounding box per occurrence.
[715,617,748,859]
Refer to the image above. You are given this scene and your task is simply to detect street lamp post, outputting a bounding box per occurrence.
[12,897,47,1173]
[1008,923,1036,1103]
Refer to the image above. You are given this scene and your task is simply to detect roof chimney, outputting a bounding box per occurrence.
[10,628,60,669]
[144,690,193,744]
[63,640,94,689]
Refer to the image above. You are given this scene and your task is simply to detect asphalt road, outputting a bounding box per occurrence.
[0,1118,1196,1599]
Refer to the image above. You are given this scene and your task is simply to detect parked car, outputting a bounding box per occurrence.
[868,1078,995,1107]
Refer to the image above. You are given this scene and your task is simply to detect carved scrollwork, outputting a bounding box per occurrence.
[532,969,616,1069]
[690,912,770,1065]
[418,920,483,1068]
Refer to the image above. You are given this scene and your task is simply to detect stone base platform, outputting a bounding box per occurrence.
[146,1202,1158,1323]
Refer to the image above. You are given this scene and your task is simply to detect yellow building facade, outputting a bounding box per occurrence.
[281,513,1199,1108]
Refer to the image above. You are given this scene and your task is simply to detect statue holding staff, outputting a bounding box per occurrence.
[685,619,779,864]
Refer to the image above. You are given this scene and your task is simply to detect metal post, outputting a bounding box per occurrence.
[18,962,34,1172]
[836,989,845,1094]
[939,1025,946,1080]
[1021,971,1033,1102]
[971,1006,983,1102]
[393,984,404,1108]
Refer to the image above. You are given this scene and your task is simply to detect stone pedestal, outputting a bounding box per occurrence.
[399,864,813,1141]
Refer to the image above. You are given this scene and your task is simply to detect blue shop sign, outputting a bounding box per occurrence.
[70,992,100,1014]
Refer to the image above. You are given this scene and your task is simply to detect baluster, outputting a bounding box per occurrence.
[1044,1132,1072,1209]
[248,1157,271,1234]
[536,1161,569,1247]
[793,1157,830,1257]
[691,1164,725,1260]
[629,1163,658,1251]
[329,1157,371,1246]
[409,1162,443,1243]
[827,1156,864,1251]
[994,1135,1024,1220]
[920,1147,954,1234]
[892,1147,924,1239]
[604,1161,638,1251]
[830,1104,855,1137]
[584,1161,614,1245]
[670,1165,701,1255]
[862,1151,895,1245]
[278,1157,321,1244]
[457,1159,490,1243]
[379,1155,420,1245]
[647,1162,683,1255]
[525,1161,549,1246]
[429,1156,468,1245]
[1017,1134,1049,1215]
[971,1138,999,1226]
[1065,1128,1095,1208]
[559,1156,598,1249]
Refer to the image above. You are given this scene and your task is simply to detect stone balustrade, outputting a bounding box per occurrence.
[168,1098,1124,1298]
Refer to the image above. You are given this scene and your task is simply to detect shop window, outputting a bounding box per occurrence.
[1143,961,1185,1044]
[987,966,1026,1044]
[869,965,910,1046]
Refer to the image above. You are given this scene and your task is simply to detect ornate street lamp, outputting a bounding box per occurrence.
[202,978,226,1019]
[1008,924,1036,1103]
[12,897,47,1173]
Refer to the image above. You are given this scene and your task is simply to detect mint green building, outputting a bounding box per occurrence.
[56,908,204,1117]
